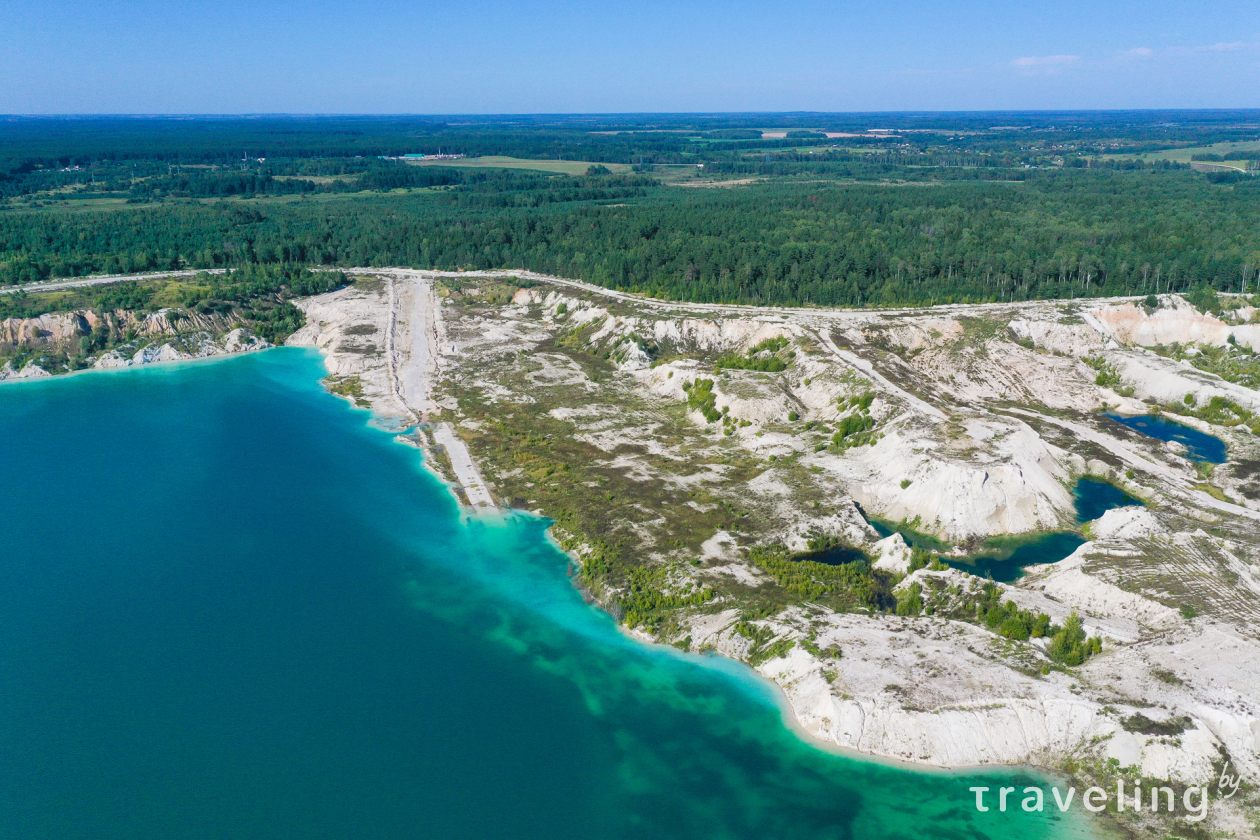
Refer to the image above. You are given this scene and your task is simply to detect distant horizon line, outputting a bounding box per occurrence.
[4,108,1260,120]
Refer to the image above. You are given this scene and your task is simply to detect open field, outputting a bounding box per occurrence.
[1104,140,1260,165]
[403,155,632,175]
[0,187,450,214]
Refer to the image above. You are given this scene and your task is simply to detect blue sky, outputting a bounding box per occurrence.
[3,0,1258,113]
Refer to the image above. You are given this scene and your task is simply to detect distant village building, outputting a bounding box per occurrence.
[378,153,466,161]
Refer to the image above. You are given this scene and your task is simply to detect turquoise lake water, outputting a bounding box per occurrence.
[1104,413,1227,464]
[1073,478,1142,524]
[0,349,1093,840]
[872,479,1135,583]
[942,534,1088,584]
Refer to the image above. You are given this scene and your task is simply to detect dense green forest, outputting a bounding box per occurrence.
[2,113,1258,307]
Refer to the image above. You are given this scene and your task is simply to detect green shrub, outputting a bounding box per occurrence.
[750,336,790,353]
[895,582,924,616]
[715,353,787,372]
[1084,355,1122,389]
[683,378,722,422]
[831,412,876,450]
[748,544,889,609]
[1046,612,1101,666]
[970,586,1100,661]
[619,565,714,630]
[1188,284,1220,314]
[714,336,791,372]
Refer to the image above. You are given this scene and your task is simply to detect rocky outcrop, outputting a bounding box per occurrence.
[0,361,51,380]
[839,421,1079,541]
[0,306,270,379]
[1092,297,1233,348]
[871,532,913,572]
[89,328,270,370]
[1,308,235,350]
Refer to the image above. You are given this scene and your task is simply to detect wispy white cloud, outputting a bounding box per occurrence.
[1011,54,1080,68]
[1153,40,1254,58]
[1010,54,1080,76]
[1101,40,1259,67]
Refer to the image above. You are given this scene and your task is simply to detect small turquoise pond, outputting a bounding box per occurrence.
[943,533,1087,583]
[867,518,949,552]
[1104,413,1227,464]
[873,478,1142,583]
[1074,477,1143,523]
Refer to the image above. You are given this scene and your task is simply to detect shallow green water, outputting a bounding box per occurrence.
[0,350,1092,840]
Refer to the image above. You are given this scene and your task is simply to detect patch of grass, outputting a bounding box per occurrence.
[746,636,796,667]
[1083,355,1132,394]
[1153,667,1185,684]
[1157,343,1260,397]
[324,375,366,406]
[404,155,633,176]
[619,565,714,631]
[683,378,722,422]
[1121,713,1192,736]
[748,544,893,611]
[830,408,877,451]
[1193,482,1230,503]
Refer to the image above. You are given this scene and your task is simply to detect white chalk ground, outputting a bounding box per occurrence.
[286,268,1260,838]
[393,273,496,511]
[287,272,497,512]
[400,275,441,418]
[432,421,495,509]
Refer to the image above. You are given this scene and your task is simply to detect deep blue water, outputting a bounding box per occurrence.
[1104,413,1227,463]
[0,350,1090,840]
[1073,478,1142,524]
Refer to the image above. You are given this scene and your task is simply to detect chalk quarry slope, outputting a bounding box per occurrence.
[291,270,1260,835]
[0,308,271,380]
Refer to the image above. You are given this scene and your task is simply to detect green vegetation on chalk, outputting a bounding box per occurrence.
[1084,356,1124,391]
[748,544,891,611]
[971,584,1101,665]
[714,335,792,372]
[619,565,714,631]
[1170,392,1260,433]
[683,378,722,422]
